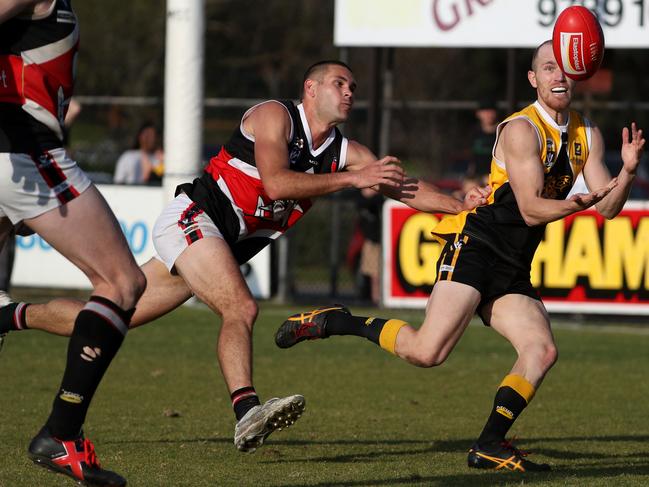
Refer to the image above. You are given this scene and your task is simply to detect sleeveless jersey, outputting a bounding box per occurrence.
[0,0,78,153]
[433,101,591,268]
[178,100,349,255]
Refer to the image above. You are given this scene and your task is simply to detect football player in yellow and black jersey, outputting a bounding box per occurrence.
[276,41,645,472]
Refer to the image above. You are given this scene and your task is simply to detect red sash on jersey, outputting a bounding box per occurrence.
[0,31,77,137]
[205,147,312,238]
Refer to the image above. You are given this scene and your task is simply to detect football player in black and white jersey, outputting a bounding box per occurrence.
[0,1,146,485]
[1,61,491,456]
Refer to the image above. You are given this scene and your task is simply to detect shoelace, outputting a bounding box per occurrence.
[82,439,101,468]
[500,438,530,458]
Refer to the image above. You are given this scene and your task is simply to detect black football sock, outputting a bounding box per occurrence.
[0,302,29,333]
[45,296,133,440]
[326,311,408,354]
[476,374,536,448]
[231,386,261,420]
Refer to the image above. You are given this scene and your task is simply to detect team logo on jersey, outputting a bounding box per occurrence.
[543,174,573,198]
[545,139,556,168]
[574,142,582,156]
[289,138,304,165]
[254,197,301,226]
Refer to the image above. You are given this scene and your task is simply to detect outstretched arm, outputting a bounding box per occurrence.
[251,103,405,200]
[346,142,490,214]
[581,123,645,218]
[504,119,615,226]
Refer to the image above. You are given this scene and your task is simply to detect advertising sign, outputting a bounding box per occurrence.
[383,200,649,314]
[335,0,649,48]
[12,185,271,299]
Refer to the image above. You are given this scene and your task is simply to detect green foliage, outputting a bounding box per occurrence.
[1,305,648,486]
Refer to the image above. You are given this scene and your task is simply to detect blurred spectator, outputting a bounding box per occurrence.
[468,99,499,184]
[113,122,164,185]
[355,188,384,305]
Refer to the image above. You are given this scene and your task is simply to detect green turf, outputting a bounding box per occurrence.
[1,304,648,486]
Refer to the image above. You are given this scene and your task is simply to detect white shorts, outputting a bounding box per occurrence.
[0,148,92,223]
[153,192,225,271]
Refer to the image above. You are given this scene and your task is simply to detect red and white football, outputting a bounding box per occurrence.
[552,6,605,81]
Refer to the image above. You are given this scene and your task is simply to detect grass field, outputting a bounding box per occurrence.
[1,303,648,486]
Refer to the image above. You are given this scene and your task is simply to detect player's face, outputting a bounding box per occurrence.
[529,44,575,114]
[315,65,356,123]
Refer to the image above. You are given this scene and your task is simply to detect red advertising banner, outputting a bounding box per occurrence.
[382,200,649,315]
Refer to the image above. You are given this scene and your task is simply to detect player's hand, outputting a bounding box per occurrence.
[620,122,646,174]
[351,156,405,189]
[462,185,492,211]
[568,178,618,209]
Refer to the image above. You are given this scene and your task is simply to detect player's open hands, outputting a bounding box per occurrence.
[351,156,404,189]
[620,122,646,174]
[568,177,618,209]
[462,184,492,211]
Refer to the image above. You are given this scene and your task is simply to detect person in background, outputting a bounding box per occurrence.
[355,187,384,305]
[113,121,164,185]
[468,99,499,184]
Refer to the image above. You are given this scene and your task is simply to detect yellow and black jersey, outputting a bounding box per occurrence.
[433,101,592,269]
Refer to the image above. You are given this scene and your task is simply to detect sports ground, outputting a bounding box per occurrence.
[1,304,648,486]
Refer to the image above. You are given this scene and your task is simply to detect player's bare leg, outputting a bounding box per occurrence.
[467,294,555,472]
[24,186,146,486]
[1,257,193,337]
[276,280,481,367]
[174,236,304,452]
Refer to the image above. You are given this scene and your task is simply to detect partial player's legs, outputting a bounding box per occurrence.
[277,280,481,367]
[23,186,146,486]
[0,257,193,339]
[467,294,555,472]
[174,236,304,452]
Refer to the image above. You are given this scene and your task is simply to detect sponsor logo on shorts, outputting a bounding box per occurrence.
[59,390,84,404]
[440,264,454,273]
[496,405,514,420]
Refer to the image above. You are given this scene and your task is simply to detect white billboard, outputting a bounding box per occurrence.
[335,0,649,48]
[13,185,272,299]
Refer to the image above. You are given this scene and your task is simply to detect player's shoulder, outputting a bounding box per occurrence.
[248,100,291,120]
[244,100,293,136]
[500,117,538,139]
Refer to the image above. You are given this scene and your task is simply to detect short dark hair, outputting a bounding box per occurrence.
[531,39,553,71]
[302,60,353,85]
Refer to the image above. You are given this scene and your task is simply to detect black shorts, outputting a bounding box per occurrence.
[435,233,540,325]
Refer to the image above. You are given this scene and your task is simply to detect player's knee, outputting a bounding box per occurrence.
[408,347,447,368]
[521,342,558,373]
[107,268,146,308]
[222,298,258,329]
[540,343,558,371]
